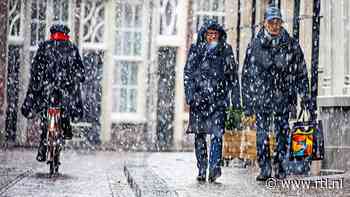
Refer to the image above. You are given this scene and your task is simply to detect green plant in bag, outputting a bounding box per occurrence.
[225,107,243,130]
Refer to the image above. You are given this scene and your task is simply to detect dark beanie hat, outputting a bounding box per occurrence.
[50,24,70,34]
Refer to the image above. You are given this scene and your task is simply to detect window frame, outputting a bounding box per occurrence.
[110,0,148,123]
[8,0,25,45]
[192,0,226,33]
[28,0,74,55]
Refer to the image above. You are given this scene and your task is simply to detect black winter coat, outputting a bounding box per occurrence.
[21,38,85,120]
[184,20,241,137]
[242,27,309,115]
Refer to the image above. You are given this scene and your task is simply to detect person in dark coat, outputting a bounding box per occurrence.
[242,6,311,181]
[21,24,85,162]
[184,19,241,182]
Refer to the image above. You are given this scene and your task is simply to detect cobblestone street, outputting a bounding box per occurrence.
[0,148,133,197]
[125,153,350,197]
[1,149,349,197]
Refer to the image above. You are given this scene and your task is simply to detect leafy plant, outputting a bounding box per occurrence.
[225,107,243,130]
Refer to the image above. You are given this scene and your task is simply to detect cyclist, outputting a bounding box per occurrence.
[21,24,85,162]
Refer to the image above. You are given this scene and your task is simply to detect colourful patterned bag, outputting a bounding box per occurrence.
[289,113,324,160]
[290,123,314,158]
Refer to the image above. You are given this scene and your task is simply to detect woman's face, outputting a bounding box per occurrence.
[264,18,283,36]
[206,29,219,43]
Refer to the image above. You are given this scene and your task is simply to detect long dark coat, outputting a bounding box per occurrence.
[21,28,85,120]
[184,20,241,137]
[242,27,309,116]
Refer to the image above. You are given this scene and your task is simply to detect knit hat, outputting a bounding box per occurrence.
[49,24,70,34]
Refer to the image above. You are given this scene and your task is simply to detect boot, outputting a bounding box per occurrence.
[208,167,221,183]
[196,174,206,182]
[256,165,272,181]
[274,164,286,179]
[196,167,206,182]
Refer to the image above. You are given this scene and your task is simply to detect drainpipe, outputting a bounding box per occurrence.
[293,0,301,42]
[311,0,321,119]
[251,0,256,40]
[236,0,241,64]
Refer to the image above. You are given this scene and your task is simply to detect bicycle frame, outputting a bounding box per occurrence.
[46,106,63,175]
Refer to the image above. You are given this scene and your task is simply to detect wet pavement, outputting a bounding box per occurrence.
[1,149,349,197]
[0,148,133,197]
[125,152,350,197]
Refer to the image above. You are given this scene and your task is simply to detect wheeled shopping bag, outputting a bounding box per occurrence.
[223,127,276,166]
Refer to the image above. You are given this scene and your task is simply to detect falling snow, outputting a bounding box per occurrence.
[0,1,349,197]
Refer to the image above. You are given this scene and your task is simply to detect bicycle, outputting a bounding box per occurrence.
[45,88,64,176]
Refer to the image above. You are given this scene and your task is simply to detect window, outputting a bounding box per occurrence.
[8,0,24,43]
[113,0,145,116]
[30,0,47,48]
[52,0,70,25]
[159,0,178,36]
[113,62,138,113]
[115,1,143,57]
[192,0,226,33]
[29,0,72,58]
[81,0,105,45]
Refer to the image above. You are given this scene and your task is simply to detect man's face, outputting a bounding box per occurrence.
[264,18,283,36]
[206,29,219,43]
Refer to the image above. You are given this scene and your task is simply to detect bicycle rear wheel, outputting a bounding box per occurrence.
[48,148,55,175]
[53,146,60,174]
[48,145,60,175]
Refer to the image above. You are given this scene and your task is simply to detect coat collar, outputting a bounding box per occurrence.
[257,27,291,48]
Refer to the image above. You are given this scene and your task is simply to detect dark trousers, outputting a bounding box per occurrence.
[195,133,222,176]
[256,112,289,176]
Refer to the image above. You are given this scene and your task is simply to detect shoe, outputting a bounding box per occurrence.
[274,173,286,179]
[208,168,221,183]
[196,168,206,182]
[274,169,286,179]
[274,165,286,179]
[256,174,271,181]
[196,174,206,182]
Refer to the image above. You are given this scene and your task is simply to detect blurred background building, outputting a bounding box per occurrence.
[0,0,349,172]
